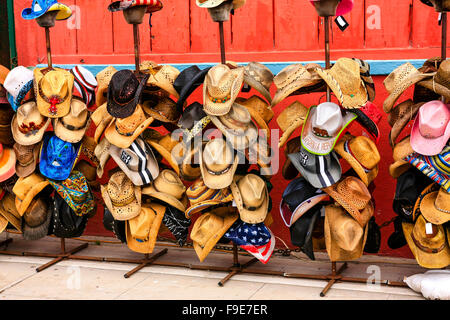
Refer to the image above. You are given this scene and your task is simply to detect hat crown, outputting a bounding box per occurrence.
[435,60,450,89]
[186,179,213,203]
[244,62,273,89]
[129,206,154,241]
[238,95,273,123]
[412,215,447,250]
[312,102,343,137]
[115,104,147,135]
[4,66,33,98]
[392,136,413,161]
[276,101,308,132]
[206,65,235,99]
[417,100,450,139]
[107,172,137,205]
[203,139,234,172]
[17,101,46,131]
[12,173,46,201]
[23,198,48,227]
[274,64,309,90]
[220,103,251,129]
[190,212,223,247]
[334,212,364,252]
[336,177,371,210]
[435,188,450,212]
[348,136,380,169]
[329,58,361,93]
[384,62,420,93]
[238,174,266,209]
[96,66,117,87]
[14,143,35,166]
[152,169,186,200]
[110,70,139,104]
[40,70,69,99]
[62,98,88,128]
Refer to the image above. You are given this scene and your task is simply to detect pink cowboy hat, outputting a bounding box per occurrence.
[309,0,354,16]
[411,100,450,156]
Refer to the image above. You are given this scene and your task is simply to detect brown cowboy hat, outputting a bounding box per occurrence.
[243,62,274,104]
[13,142,41,178]
[142,96,181,123]
[12,173,50,216]
[389,135,414,179]
[388,100,425,148]
[277,101,309,149]
[402,215,450,269]
[416,60,450,101]
[419,187,450,225]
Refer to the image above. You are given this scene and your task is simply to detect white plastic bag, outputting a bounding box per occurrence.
[404,270,450,300]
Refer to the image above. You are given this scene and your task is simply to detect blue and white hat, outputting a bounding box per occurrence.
[4,66,34,111]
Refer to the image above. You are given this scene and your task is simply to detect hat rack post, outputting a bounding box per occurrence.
[219,21,226,64]
[442,12,447,60]
[324,16,331,102]
[44,27,52,68]
[133,23,141,72]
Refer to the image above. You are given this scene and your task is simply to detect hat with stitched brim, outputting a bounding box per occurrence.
[22,0,72,20]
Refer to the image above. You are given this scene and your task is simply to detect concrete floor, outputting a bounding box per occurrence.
[0,233,430,300]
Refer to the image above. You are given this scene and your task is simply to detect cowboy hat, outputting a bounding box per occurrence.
[290,207,322,260]
[316,58,368,109]
[389,135,414,179]
[92,103,114,144]
[126,203,165,254]
[0,146,16,183]
[243,62,274,104]
[142,169,188,212]
[353,58,375,102]
[101,171,141,221]
[53,97,91,144]
[420,187,450,225]
[335,134,380,186]
[199,138,239,189]
[353,101,381,144]
[410,100,450,156]
[179,142,202,182]
[12,101,51,146]
[142,96,180,123]
[402,215,450,269]
[70,65,97,109]
[109,137,159,186]
[162,205,191,246]
[282,137,302,180]
[74,159,100,191]
[22,0,72,20]
[301,102,357,156]
[230,174,269,224]
[13,142,41,178]
[412,182,440,222]
[178,102,211,147]
[13,173,51,216]
[96,66,117,107]
[34,67,74,118]
[174,66,212,113]
[203,64,244,116]
[196,0,245,9]
[51,192,88,238]
[388,100,424,148]
[144,129,182,175]
[144,65,180,98]
[108,0,163,13]
[94,138,111,179]
[277,101,309,149]
[416,60,450,100]
[0,193,22,232]
[3,66,34,111]
[235,96,274,139]
[103,206,127,243]
[191,207,238,262]
[22,197,52,240]
[323,176,374,228]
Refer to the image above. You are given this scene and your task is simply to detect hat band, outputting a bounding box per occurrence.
[115,123,135,137]
[18,156,34,167]
[61,117,88,131]
[206,165,231,176]
[38,79,69,115]
[110,194,136,207]
[344,140,371,173]
[18,118,47,135]
[209,94,231,104]
[183,116,210,142]
[435,203,450,214]
[411,231,445,254]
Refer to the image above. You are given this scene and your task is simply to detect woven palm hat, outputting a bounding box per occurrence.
[388,100,424,148]
[203,64,244,116]
[34,67,74,118]
[0,192,22,232]
[94,138,111,179]
[142,169,188,212]
[324,204,369,262]
[353,58,375,102]
[323,176,374,228]
[383,63,435,113]
[13,142,41,178]
[126,203,165,254]
[277,101,309,148]
[272,63,323,107]
[144,129,182,175]
[209,102,258,150]
[12,101,51,146]
[235,96,274,139]
[179,142,202,182]
[316,58,368,109]
[91,103,114,144]
[53,97,90,143]
[145,65,180,98]
[420,187,450,225]
[389,135,414,179]
[402,215,450,269]
[335,134,380,186]
[101,171,141,221]
[199,138,239,189]
[243,62,274,104]
[191,207,238,262]
[105,104,154,149]
[96,66,117,107]
[12,173,50,216]
[230,174,269,224]
[142,96,180,123]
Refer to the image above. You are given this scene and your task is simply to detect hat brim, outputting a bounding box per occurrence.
[101,184,141,221]
[147,140,181,175]
[272,78,322,108]
[15,180,50,216]
[420,191,450,225]
[0,148,16,183]
[243,76,272,104]
[200,152,239,190]
[54,117,91,144]
[48,3,73,20]
[15,143,40,178]
[185,197,232,218]
[105,116,155,149]
[209,115,258,150]
[278,117,305,149]
[11,115,51,146]
[176,67,211,112]
[410,118,450,156]
[142,184,188,212]
[402,221,450,269]
[280,194,328,227]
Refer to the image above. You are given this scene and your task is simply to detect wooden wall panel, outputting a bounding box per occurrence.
[49,0,78,58]
[112,10,151,56]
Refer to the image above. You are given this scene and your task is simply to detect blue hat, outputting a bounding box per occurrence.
[39,133,81,181]
[22,0,72,21]
[224,219,271,247]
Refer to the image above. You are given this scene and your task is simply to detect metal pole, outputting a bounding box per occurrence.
[324,16,331,102]
[219,21,226,64]
[133,24,140,71]
[442,12,447,60]
[45,27,52,68]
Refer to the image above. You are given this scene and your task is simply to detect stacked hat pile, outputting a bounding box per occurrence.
[0,2,102,241]
[274,57,382,261]
[383,57,450,269]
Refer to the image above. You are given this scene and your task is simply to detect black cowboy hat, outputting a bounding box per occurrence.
[107,70,149,119]
[162,204,191,247]
[363,216,381,254]
[173,66,211,113]
[289,205,322,260]
[103,206,127,244]
[52,192,88,238]
[387,215,407,250]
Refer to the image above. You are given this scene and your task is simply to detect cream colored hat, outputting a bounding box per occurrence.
[11,101,51,146]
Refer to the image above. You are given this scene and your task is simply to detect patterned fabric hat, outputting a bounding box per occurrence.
[22,0,72,20]
[70,66,97,108]
[49,171,95,217]
[224,219,271,247]
[51,192,88,238]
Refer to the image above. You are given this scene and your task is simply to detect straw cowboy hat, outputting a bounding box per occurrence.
[101,171,141,221]
[0,193,22,232]
[22,197,52,240]
[403,215,450,269]
[388,100,424,148]
[53,97,90,144]
[0,146,16,183]
[389,135,414,179]
[12,101,51,146]
[210,103,258,150]
[416,60,450,100]
[412,183,440,222]
[203,64,244,116]
[324,204,369,262]
[383,63,435,113]
[13,142,41,178]
[276,101,309,149]
[335,134,380,186]
[142,169,188,212]
[419,187,450,225]
[196,0,245,9]
[323,176,374,228]
[191,207,238,262]
[96,66,117,107]
[22,0,72,20]
[199,138,239,189]
[310,0,354,17]
[34,67,74,118]
[179,141,203,182]
[109,137,159,186]
[243,62,274,104]
[301,102,357,156]
[142,96,180,123]
[230,174,269,224]
[3,66,34,111]
[105,104,154,149]
[410,100,450,156]
[144,65,180,98]
[353,58,375,102]
[13,173,50,216]
[185,178,233,218]
[235,96,274,139]
[316,58,368,109]
[107,70,149,119]
[272,64,323,107]
[94,138,111,178]
[144,129,182,175]
[126,202,165,254]
[92,103,114,144]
